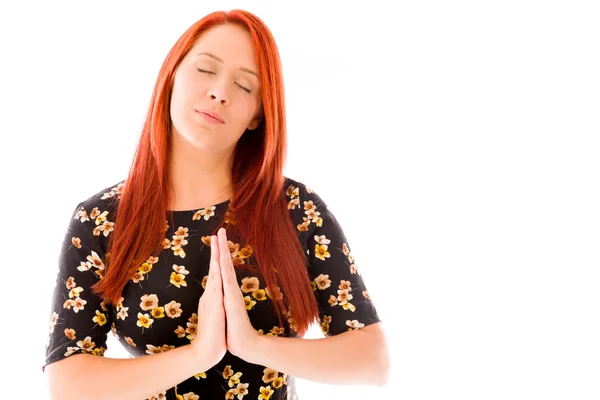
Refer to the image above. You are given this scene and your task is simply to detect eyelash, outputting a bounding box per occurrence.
[196,68,252,94]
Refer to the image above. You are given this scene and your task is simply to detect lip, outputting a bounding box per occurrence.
[196,109,225,124]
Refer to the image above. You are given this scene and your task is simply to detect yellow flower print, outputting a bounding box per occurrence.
[89,207,100,220]
[303,200,315,211]
[74,208,89,222]
[193,372,206,379]
[117,307,129,321]
[139,262,153,274]
[239,245,253,259]
[236,382,249,397]
[86,251,105,270]
[223,365,234,379]
[265,285,283,301]
[314,235,331,245]
[224,210,237,225]
[91,347,104,356]
[76,336,95,352]
[68,286,83,298]
[94,220,115,237]
[64,328,76,340]
[65,277,76,289]
[185,321,197,340]
[201,235,212,246]
[165,300,182,319]
[71,237,82,248]
[314,244,330,261]
[145,344,175,355]
[170,272,187,288]
[152,307,165,319]
[262,367,278,383]
[63,298,86,312]
[328,295,338,306]
[269,326,284,336]
[94,210,109,225]
[321,322,329,334]
[140,294,159,311]
[192,206,216,221]
[244,296,256,310]
[253,289,266,301]
[228,371,242,387]
[174,226,189,237]
[338,280,351,291]
[342,243,350,256]
[131,271,144,284]
[362,290,371,300]
[305,208,321,223]
[258,386,274,400]
[172,246,186,258]
[272,376,283,389]
[201,275,208,289]
[225,389,236,400]
[314,216,323,227]
[310,281,317,291]
[174,326,185,338]
[337,289,353,305]
[173,264,190,275]
[232,255,245,266]
[314,274,331,290]
[286,184,299,199]
[181,392,199,400]
[93,310,107,326]
[240,277,259,293]
[137,312,153,329]
[162,238,171,249]
[346,320,365,330]
[287,197,300,210]
[297,217,310,232]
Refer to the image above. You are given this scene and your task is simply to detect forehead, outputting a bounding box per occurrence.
[188,24,258,67]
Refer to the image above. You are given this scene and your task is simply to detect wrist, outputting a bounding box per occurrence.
[183,344,213,375]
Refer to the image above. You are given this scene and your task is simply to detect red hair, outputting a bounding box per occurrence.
[91,10,319,335]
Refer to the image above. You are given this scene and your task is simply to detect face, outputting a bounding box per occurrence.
[169,23,262,154]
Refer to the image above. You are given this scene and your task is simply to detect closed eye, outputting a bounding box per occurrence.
[197,68,252,94]
[236,83,252,94]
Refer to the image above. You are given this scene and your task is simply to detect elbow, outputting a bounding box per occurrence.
[376,351,390,386]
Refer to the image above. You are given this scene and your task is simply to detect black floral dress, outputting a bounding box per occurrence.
[43,176,382,399]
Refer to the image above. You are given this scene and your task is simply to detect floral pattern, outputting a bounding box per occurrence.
[43,177,381,399]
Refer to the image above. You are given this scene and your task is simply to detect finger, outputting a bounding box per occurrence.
[209,234,221,284]
[218,228,236,289]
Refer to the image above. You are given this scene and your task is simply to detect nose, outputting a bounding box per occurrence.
[206,81,230,106]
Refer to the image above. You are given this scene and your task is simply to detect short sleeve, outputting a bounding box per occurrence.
[42,202,112,372]
[297,185,382,337]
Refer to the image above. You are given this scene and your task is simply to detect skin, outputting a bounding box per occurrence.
[168,22,263,211]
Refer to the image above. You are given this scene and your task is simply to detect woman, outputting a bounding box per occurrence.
[43,9,389,400]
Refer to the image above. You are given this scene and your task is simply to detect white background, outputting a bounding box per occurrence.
[1,0,599,399]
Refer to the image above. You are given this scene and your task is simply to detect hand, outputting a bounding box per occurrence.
[190,233,227,369]
[217,227,261,360]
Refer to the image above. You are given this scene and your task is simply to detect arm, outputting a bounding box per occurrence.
[250,322,389,386]
[45,344,210,400]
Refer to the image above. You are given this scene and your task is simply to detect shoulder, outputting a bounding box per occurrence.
[283,175,329,207]
[73,179,125,219]
[282,175,332,233]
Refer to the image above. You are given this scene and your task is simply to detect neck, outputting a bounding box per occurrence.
[167,134,234,211]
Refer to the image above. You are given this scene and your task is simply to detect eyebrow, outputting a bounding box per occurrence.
[195,52,259,78]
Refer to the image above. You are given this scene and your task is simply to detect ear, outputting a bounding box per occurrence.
[247,109,263,131]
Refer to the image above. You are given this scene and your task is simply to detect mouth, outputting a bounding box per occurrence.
[195,109,225,124]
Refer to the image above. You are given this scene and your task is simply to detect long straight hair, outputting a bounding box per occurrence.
[91,10,319,335]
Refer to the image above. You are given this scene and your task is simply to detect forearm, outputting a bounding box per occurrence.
[251,329,387,386]
[47,344,208,400]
